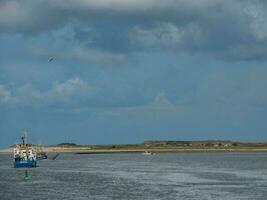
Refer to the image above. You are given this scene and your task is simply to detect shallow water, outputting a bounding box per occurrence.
[0,152,267,200]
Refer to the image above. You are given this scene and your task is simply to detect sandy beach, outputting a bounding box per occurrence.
[2,146,267,154]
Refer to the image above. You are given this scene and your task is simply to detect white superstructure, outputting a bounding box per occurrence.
[13,129,37,165]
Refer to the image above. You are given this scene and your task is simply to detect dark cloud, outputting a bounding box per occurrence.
[1,0,267,61]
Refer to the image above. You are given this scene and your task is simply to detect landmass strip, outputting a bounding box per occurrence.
[1,140,267,154]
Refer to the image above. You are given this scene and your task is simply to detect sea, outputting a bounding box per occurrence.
[0,152,267,200]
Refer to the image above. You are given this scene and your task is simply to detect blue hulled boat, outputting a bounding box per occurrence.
[13,129,37,168]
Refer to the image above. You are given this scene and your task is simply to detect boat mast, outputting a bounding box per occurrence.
[23,129,29,159]
[24,129,28,146]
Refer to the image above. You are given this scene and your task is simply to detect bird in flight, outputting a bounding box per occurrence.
[48,57,55,62]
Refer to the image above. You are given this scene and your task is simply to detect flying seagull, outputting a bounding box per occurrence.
[48,57,55,62]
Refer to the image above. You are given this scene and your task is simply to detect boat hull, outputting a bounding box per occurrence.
[37,155,48,160]
[14,160,37,168]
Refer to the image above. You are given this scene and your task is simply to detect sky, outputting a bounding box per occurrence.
[1,0,267,148]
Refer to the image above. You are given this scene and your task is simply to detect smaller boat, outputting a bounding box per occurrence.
[13,129,37,168]
[36,144,48,160]
[142,151,153,155]
[36,152,48,160]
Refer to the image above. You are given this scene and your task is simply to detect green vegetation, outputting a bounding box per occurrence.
[50,140,267,150]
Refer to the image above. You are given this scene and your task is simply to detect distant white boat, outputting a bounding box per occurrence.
[142,151,153,155]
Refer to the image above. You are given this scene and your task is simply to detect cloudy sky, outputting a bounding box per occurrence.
[0,0,267,147]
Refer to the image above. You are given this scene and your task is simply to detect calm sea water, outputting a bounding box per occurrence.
[0,152,267,200]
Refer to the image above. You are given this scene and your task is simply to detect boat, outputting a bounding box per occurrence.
[36,152,48,160]
[13,129,37,168]
[142,151,153,155]
[36,144,48,160]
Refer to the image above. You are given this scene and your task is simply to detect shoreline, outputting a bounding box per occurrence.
[2,147,267,154]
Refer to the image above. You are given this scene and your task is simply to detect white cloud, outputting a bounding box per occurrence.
[63,0,156,11]
[0,77,92,107]
[0,1,22,25]
[0,85,11,104]
[244,3,267,41]
[73,47,126,64]
[129,23,200,50]
[150,92,175,109]
[45,77,91,103]
[118,92,176,114]
[130,23,184,49]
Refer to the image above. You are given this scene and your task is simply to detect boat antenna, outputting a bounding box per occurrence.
[23,129,29,159]
[21,136,25,146]
[23,129,29,146]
